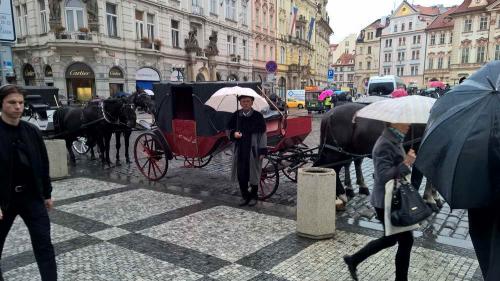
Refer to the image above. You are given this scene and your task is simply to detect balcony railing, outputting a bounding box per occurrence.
[192,6,204,16]
[55,32,93,41]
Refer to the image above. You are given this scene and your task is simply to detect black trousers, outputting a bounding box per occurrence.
[468,207,500,281]
[0,193,57,281]
[350,208,414,281]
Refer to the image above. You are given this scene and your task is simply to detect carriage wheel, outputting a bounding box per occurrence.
[258,157,280,200]
[134,132,168,181]
[72,137,90,155]
[184,155,214,168]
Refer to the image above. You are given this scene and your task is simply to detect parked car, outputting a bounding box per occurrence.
[286,97,305,109]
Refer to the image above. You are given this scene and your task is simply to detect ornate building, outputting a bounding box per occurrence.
[11,0,253,101]
[448,0,500,84]
[252,0,277,84]
[332,53,355,90]
[313,1,333,88]
[379,1,442,88]
[331,33,356,65]
[423,7,457,85]
[354,18,388,93]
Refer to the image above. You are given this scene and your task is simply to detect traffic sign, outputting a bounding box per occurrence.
[0,0,16,42]
[327,69,335,82]
[265,61,277,73]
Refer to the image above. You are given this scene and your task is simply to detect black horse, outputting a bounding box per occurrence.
[129,92,155,115]
[315,103,427,205]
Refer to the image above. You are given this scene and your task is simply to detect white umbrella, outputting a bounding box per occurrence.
[205,86,269,112]
[143,89,154,96]
[355,95,436,124]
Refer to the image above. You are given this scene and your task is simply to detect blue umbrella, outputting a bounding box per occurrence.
[115,91,130,98]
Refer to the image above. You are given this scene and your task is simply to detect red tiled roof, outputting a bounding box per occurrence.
[333,53,355,66]
[450,0,496,16]
[426,6,458,30]
[413,4,441,15]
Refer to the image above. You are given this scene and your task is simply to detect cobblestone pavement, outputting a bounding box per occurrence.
[2,176,481,280]
[1,110,480,280]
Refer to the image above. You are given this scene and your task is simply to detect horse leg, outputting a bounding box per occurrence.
[423,181,439,212]
[104,132,113,166]
[355,158,370,195]
[335,167,347,211]
[115,131,122,166]
[66,139,76,166]
[124,130,131,164]
[344,163,355,199]
[432,186,444,209]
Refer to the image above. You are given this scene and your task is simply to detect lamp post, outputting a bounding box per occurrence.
[172,64,185,82]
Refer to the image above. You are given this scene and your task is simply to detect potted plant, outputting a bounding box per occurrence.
[77,27,90,39]
[153,38,163,50]
[54,26,68,39]
[141,37,152,48]
[78,27,89,33]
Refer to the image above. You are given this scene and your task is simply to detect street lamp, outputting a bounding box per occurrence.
[172,64,185,82]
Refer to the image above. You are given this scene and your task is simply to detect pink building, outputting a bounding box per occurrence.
[252,0,277,83]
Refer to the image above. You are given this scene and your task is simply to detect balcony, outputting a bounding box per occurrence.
[192,6,204,16]
[55,31,93,41]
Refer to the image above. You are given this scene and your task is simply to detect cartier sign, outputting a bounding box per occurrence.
[109,67,124,79]
[23,64,35,79]
[65,62,95,79]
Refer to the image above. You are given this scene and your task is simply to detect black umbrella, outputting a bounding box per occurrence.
[415,60,500,209]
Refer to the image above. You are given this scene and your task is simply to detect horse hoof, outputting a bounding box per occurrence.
[339,194,348,204]
[359,187,370,196]
[336,199,346,211]
[345,188,355,199]
[435,200,444,209]
[427,203,440,213]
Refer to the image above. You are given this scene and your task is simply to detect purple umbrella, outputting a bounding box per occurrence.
[319,89,333,101]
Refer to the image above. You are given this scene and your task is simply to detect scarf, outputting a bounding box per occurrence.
[388,127,405,143]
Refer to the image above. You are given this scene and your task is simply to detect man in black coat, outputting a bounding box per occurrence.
[0,85,57,281]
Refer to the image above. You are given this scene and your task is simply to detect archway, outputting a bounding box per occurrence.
[22,64,36,86]
[136,67,161,91]
[227,74,238,81]
[65,62,95,102]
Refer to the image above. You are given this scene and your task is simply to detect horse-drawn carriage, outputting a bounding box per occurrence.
[20,86,60,134]
[133,82,313,199]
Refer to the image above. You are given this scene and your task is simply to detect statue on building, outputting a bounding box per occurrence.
[205,31,219,56]
[83,0,99,32]
[49,0,61,21]
[184,29,201,53]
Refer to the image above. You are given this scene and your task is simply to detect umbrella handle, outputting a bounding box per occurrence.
[236,95,239,132]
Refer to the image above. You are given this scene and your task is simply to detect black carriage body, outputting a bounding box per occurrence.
[153,81,261,137]
[22,86,60,108]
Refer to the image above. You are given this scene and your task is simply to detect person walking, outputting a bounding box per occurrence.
[227,95,267,207]
[0,85,57,281]
[343,123,416,281]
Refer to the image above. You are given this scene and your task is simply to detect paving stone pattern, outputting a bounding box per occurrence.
[1,177,480,280]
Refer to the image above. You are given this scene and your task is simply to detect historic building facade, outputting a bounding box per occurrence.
[448,0,500,84]
[330,33,356,65]
[252,0,277,84]
[379,1,442,88]
[423,7,457,85]
[354,18,387,93]
[11,0,253,101]
[313,3,334,88]
[332,53,355,90]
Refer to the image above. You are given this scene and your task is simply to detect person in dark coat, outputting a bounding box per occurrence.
[227,95,267,207]
[343,123,416,281]
[0,85,57,281]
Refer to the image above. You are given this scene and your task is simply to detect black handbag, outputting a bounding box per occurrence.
[390,179,432,226]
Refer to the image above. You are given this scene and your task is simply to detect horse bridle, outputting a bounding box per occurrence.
[100,100,134,127]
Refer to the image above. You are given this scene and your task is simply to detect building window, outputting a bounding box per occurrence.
[449,32,453,44]
[358,62,362,69]
[106,3,118,37]
[495,45,500,60]
[269,11,273,30]
[394,25,398,33]
[263,8,267,29]
[227,35,236,55]
[477,46,486,63]
[409,22,413,30]
[255,7,260,26]
[339,74,344,81]
[498,17,500,28]
[367,46,372,55]
[396,66,404,76]
[242,39,247,60]
[479,16,488,31]
[401,23,405,31]
[412,50,420,60]
[135,10,144,40]
[428,57,434,69]
[210,0,217,14]
[348,74,354,82]
[65,0,85,32]
[411,66,418,76]
[417,35,421,44]
[385,39,392,47]
[39,0,48,34]
[384,67,390,75]
[439,33,445,45]
[367,61,371,70]
[461,47,470,63]
[398,51,405,61]
[430,34,436,45]
[437,57,444,69]
[255,42,259,59]
[241,1,248,25]
[280,46,285,63]
[448,57,451,68]
[226,0,236,21]
[464,18,472,32]
[147,13,155,40]
[270,46,273,60]
[171,20,179,48]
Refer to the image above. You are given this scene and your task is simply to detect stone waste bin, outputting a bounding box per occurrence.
[296,167,336,239]
[44,140,68,180]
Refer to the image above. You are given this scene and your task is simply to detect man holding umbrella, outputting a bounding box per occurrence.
[227,95,267,206]
[415,61,500,280]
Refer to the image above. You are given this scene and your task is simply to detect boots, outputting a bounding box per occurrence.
[248,185,258,206]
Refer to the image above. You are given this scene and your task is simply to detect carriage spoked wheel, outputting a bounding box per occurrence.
[258,157,280,200]
[183,155,214,168]
[282,161,312,183]
[134,132,168,181]
[72,137,90,155]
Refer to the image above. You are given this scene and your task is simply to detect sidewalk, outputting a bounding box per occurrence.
[1,166,481,280]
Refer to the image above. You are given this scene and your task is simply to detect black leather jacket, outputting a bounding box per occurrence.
[0,119,52,210]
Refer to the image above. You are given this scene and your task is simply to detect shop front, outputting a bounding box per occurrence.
[136,67,160,91]
[23,64,36,86]
[65,62,95,103]
[109,66,125,96]
[44,65,54,86]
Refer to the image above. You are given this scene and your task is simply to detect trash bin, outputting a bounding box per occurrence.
[44,139,69,180]
[296,167,336,239]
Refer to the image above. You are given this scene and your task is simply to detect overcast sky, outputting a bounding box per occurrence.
[327,0,464,43]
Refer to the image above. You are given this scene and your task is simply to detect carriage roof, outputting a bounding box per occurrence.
[153,81,262,137]
[22,86,60,108]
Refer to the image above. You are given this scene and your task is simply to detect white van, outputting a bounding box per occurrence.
[367,75,406,96]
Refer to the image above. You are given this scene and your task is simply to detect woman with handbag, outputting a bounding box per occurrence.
[343,123,416,281]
